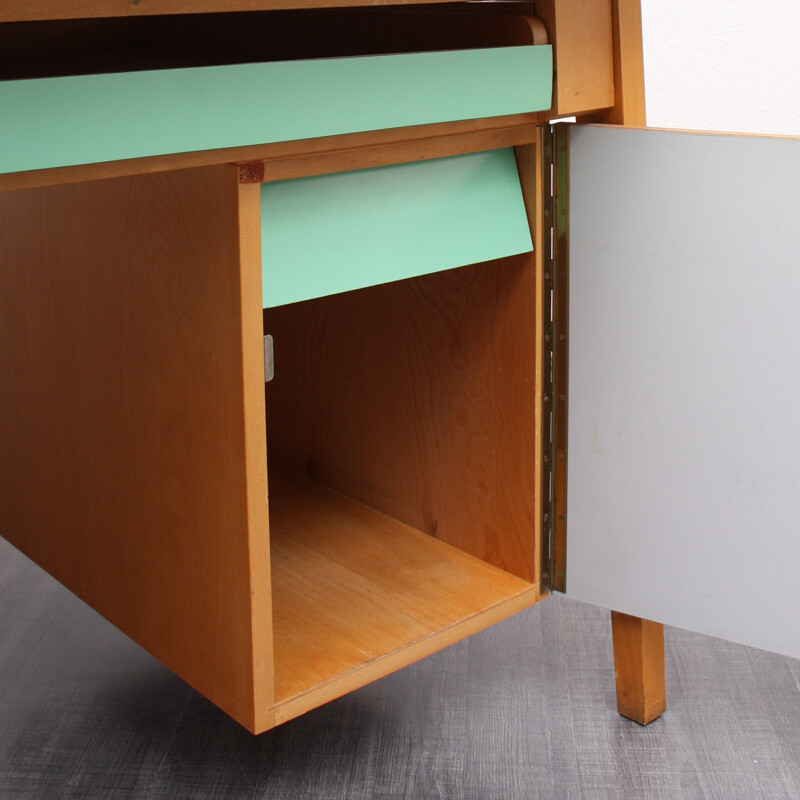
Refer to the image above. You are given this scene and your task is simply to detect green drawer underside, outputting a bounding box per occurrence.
[261,148,532,308]
[0,46,552,175]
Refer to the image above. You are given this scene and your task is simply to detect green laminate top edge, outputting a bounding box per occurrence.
[0,46,552,176]
[260,148,533,308]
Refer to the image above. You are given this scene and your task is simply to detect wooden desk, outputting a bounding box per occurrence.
[1,0,660,733]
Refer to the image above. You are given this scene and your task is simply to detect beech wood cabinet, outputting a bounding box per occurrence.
[4,0,797,736]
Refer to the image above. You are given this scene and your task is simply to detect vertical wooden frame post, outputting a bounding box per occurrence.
[515,140,546,593]
[604,0,665,723]
[587,0,647,126]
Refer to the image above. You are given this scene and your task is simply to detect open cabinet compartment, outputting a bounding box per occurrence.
[255,148,543,725]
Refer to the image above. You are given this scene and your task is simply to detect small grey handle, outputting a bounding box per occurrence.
[264,335,274,383]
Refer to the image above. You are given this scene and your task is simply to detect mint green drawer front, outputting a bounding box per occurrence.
[261,148,532,308]
[0,46,552,176]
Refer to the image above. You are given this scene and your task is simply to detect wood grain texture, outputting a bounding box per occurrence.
[0,167,273,733]
[263,254,539,583]
[254,124,543,184]
[536,0,615,117]
[584,0,646,125]
[267,467,540,724]
[611,611,666,725]
[237,180,275,734]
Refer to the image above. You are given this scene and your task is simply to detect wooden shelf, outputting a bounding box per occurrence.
[268,466,539,724]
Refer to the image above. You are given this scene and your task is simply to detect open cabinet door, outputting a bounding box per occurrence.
[565,124,800,659]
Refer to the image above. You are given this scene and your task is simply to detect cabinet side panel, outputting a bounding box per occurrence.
[0,167,272,731]
[237,181,275,733]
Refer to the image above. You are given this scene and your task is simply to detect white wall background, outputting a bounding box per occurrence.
[641,0,800,135]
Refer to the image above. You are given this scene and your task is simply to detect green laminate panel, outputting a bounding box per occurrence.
[0,46,552,176]
[260,148,532,308]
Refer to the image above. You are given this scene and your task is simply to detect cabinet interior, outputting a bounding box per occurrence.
[262,254,541,712]
[0,3,542,80]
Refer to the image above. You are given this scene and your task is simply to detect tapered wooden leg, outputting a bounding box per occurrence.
[611,611,666,725]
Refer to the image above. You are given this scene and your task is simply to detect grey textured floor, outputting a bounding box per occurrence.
[2,536,800,800]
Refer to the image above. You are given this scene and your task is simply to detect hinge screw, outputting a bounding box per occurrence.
[544,395,550,404]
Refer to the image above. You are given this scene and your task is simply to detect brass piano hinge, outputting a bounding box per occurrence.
[540,123,569,594]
